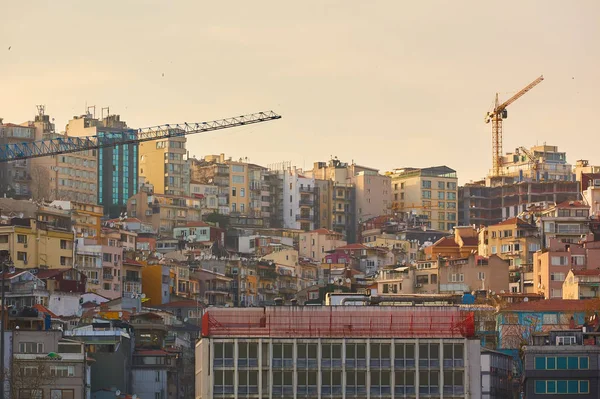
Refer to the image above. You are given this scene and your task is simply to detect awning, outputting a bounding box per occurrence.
[524,280,534,285]
[395,266,409,272]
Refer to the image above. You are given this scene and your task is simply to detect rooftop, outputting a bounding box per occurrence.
[555,200,589,209]
[572,269,600,276]
[503,298,600,312]
[493,217,536,228]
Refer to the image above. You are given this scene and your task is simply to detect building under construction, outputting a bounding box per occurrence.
[196,306,482,398]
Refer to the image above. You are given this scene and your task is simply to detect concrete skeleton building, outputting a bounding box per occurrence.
[499,144,574,182]
[196,307,481,399]
[389,166,458,233]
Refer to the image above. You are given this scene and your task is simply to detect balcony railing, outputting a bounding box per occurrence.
[299,199,314,206]
[299,187,316,193]
[103,274,114,280]
[125,275,141,282]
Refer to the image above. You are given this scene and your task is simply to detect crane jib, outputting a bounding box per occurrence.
[0,111,281,163]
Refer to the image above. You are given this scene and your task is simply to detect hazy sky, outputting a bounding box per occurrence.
[1,1,598,183]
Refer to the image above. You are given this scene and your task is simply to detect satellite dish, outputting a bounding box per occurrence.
[141,293,146,299]
[523,297,529,302]
[184,317,189,322]
[115,390,121,397]
[345,278,351,283]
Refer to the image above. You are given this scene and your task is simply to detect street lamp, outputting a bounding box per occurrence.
[0,250,15,399]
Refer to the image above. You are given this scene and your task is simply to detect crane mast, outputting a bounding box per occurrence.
[0,111,281,163]
[485,75,544,177]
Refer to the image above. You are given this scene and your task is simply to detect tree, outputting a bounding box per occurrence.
[205,212,229,230]
[29,165,52,201]
[5,358,57,399]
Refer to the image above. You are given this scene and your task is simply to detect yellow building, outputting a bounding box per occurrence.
[562,269,600,300]
[139,135,187,196]
[0,218,74,269]
[388,166,458,231]
[141,263,171,306]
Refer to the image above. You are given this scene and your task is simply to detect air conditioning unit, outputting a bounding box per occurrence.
[24,244,28,248]
[415,284,423,288]
[594,179,600,187]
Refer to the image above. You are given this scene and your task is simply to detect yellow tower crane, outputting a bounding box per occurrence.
[485,75,544,177]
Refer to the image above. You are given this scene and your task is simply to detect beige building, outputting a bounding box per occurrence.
[499,144,574,182]
[478,217,540,293]
[539,200,590,247]
[126,188,203,236]
[388,166,458,232]
[24,108,97,203]
[353,171,392,222]
[299,228,346,262]
[562,269,600,300]
[0,120,35,198]
[0,218,74,269]
[438,255,510,295]
[139,135,187,196]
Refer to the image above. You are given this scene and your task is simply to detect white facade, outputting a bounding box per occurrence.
[48,291,82,317]
[282,168,316,230]
[196,337,481,399]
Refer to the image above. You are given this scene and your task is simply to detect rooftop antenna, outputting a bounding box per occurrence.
[36,105,45,117]
[101,107,110,120]
[86,105,96,119]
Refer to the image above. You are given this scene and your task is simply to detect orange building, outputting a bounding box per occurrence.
[424,226,478,260]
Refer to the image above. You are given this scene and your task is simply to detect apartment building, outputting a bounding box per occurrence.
[196,307,481,399]
[478,217,540,293]
[139,134,187,196]
[539,200,590,247]
[189,182,220,213]
[190,154,271,223]
[438,255,510,295]
[533,235,600,298]
[141,264,171,306]
[123,258,144,298]
[126,189,203,236]
[523,329,599,398]
[74,233,123,299]
[389,166,458,232]
[282,167,317,231]
[299,228,346,262]
[423,226,478,261]
[24,108,98,204]
[0,217,74,269]
[0,119,35,198]
[499,144,574,182]
[562,269,600,300]
[11,330,88,399]
[354,171,392,222]
[459,179,580,227]
[65,112,138,217]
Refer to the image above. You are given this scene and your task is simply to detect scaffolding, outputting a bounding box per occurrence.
[202,306,475,339]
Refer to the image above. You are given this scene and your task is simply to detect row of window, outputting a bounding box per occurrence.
[534,356,588,370]
[534,380,589,394]
[422,190,457,200]
[420,181,457,190]
[20,389,74,399]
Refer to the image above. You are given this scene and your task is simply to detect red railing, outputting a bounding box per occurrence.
[202,307,475,339]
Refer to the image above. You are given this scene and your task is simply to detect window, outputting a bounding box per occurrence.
[214,370,234,394]
[17,252,27,262]
[419,370,439,395]
[447,182,457,190]
[19,390,42,399]
[438,191,445,200]
[422,190,431,199]
[437,181,445,189]
[422,180,431,188]
[529,243,540,252]
[550,273,565,282]
[447,192,456,200]
[17,234,27,244]
[213,342,234,367]
[542,314,558,325]
[232,175,245,184]
[0,235,7,243]
[550,288,562,298]
[231,165,245,173]
[447,201,456,209]
[240,188,245,197]
[551,256,568,266]
[572,255,585,266]
[535,380,589,394]
[240,204,245,213]
[477,272,485,281]
[231,187,236,197]
[50,365,75,377]
[18,342,43,353]
[491,246,497,254]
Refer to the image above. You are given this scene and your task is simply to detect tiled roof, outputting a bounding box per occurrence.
[493,217,535,227]
[433,236,458,247]
[503,298,600,312]
[185,221,210,227]
[124,259,143,266]
[135,349,169,356]
[35,268,72,279]
[461,237,479,246]
[555,200,589,209]
[309,228,341,235]
[572,269,600,276]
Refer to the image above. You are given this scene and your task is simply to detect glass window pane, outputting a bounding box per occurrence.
[357,372,366,386]
[547,357,556,369]
[557,357,567,369]
[557,380,567,394]
[357,344,366,359]
[454,371,464,386]
[371,344,380,358]
[535,357,545,370]
[406,344,415,359]
[395,344,404,358]
[443,344,452,360]
[547,381,556,393]
[580,380,589,393]
[567,380,578,393]
[535,381,546,394]
[580,357,589,369]
[568,357,578,369]
[298,345,306,359]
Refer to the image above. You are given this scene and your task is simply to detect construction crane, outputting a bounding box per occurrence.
[485,75,544,177]
[515,146,540,181]
[0,111,281,162]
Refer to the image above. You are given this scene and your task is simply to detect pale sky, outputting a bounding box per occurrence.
[1,1,598,183]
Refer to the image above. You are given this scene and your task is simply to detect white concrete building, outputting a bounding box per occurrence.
[282,167,316,231]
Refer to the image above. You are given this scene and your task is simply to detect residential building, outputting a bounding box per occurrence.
[74,234,123,299]
[562,269,600,300]
[24,107,99,203]
[52,201,104,240]
[122,258,144,298]
[533,235,600,299]
[170,262,200,300]
[523,329,599,398]
[354,171,392,222]
[499,144,574,182]
[141,264,171,306]
[478,217,540,293]
[65,320,134,396]
[189,182,219,213]
[582,176,600,217]
[11,330,87,399]
[459,179,580,227]
[423,226,478,261]
[574,159,600,184]
[282,167,317,231]
[0,217,74,269]
[438,255,510,295]
[0,119,35,198]
[539,200,590,247]
[193,268,233,306]
[196,306,481,399]
[127,189,203,236]
[65,112,138,218]
[299,228,346,262]
[326,243,395,275]
[139,134,187,196]
[173,221,225,248]
[389,166,458,232]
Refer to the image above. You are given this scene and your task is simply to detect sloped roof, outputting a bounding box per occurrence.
[335,243,369,250]
[494,217,536,227]
[184,221,210,227]
[573,269,600,276]
[309,228,341,235]
[555,200,589,209]
[461,237,479,246]
[432,236,459,247]
[33,304,59,319]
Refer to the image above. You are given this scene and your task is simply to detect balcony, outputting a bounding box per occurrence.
[299,198,314,206]
[296,214,313,221]
[103,274,114,280]
[299,186,316,193]
[125,275,141,282]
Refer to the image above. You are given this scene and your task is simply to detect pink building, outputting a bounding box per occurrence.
[534,234,600,298]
